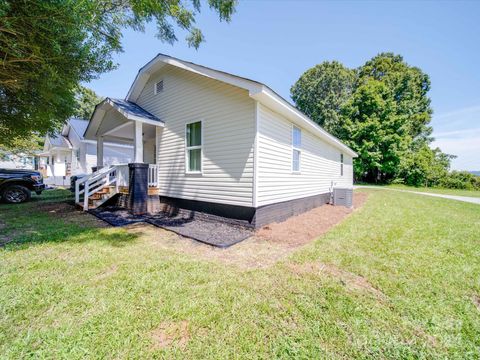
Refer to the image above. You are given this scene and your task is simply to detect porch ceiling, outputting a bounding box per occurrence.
[103,121,157,143]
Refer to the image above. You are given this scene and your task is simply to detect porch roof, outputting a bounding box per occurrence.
[106,98,161,123]
[48,134,72,149]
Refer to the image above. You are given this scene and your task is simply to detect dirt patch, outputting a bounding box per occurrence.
[94,265,118,281]
[37,201,75,215]
[256,192,368,247]
[289,261,385,299]
[0,231,17,247]
[38,201,109,228]
[150,320,189,350]
[472,295,480,312]
[413,327,439,348]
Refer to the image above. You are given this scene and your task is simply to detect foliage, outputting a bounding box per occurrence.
[0,0,236,144]
[291,52,473,189]
[397,145,455,187]
[0,134,43,159]
[290,61,355,136]
[1,189,480,358]
[357,53,433,143]
[340,79,409,182]
[73,86,103,120]
[440,171,480,190]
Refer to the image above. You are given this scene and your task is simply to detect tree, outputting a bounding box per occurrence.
[73,86,103,120]
[0,134,43,160]
[398,145,455,187]
[340,79,409,182]
[291,52,442,183]
[357,53,433,143]
[290,61,355,136]
[0,0,236,146]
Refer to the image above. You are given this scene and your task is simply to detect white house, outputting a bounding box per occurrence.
[79,54,356,227]
[41,118,133,186]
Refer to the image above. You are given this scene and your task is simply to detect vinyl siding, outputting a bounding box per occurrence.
[136,65,255,207]
[257,104,353,206]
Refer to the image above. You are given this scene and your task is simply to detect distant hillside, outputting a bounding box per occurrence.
[470,171,480,176]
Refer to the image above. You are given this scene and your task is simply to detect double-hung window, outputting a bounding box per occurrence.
[292,125,301,172]
[186,121,202,173]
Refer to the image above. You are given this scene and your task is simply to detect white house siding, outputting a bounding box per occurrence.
[256,103,353,206]
[136,65,255,207]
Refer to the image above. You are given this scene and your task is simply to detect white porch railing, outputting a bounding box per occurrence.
[75,165,118,211]
[148,164,158,187]
[75,163,158,211]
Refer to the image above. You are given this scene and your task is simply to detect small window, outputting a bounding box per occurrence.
[154,80,164,95]
[340,153,344,176]
[186,121,202,173]
[292,125,301,172]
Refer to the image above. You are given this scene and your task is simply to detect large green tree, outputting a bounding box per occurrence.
[291,53,441,183]
[0,0,236,146]
[340,79,409,182]
[290,61,355,137]
[358,53,433,143]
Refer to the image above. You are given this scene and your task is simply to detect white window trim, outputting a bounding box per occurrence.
[154,79,164,95]
[292,124,301,174]
[185,120,203,175]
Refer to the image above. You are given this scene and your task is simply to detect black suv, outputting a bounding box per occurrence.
[0,169,46,204]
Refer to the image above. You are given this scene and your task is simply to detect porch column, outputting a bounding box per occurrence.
[134,121,143,163]
[97,136,104,169]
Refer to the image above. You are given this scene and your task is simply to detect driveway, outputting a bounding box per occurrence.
[355,186,480,205]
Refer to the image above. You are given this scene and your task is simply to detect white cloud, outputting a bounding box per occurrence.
[432,136,480,171]
[434,128,480,138]
[430,104,480,171]
[434,104,480,121]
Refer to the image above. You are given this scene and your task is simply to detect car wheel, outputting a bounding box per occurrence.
[2,185,31,204]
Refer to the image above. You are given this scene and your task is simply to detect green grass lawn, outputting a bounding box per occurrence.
[0,189,479,359]
[385,184,480,198]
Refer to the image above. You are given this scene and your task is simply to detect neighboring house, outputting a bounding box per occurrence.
[41,118,133,186]
[81,54,357,227]
[0,151,35,170]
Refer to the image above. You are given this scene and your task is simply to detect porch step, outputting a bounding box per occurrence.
[89,193,104,200]
[148,187,159,195]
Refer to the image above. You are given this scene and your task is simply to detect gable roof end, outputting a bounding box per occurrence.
[126,53,357,157]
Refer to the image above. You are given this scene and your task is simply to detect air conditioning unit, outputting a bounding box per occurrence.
[333,187,353,208]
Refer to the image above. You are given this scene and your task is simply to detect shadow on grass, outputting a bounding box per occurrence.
[0,189,141,251]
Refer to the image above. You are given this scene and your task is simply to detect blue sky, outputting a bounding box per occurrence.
[88,0,480,171]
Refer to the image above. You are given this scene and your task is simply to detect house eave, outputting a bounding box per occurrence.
[250,89,358,158]
[125,53,357,158]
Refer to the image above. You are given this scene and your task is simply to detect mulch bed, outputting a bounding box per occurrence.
[89,206,254,248]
